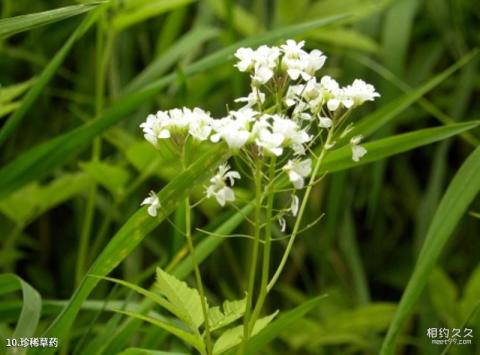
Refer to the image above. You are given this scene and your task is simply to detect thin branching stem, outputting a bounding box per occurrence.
[241,157,263,353]
[267,126,334,292]
[248,155,277,332]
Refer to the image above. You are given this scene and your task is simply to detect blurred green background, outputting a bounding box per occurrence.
[0,0,479,354]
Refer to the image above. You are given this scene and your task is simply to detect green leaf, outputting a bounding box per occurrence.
[0,173,92,225]
[0,15,346,201]
[29,146,228,355]
[429,268,459,327]
[0,7,105,147]
[0,3,101,38]
[0,102,20,119]
[213,311,278,355]
[343,50,478,143]
[206,0,262,36]
[112,0,196,31]
[320,122,479,174]
[208,298,246,331]
[89,275,180,319]
[460,265,480,324]
[244,295,326,354]
[124,26,219,94]
[380,145,480,354]
[80,161,131,196]
[115,309,205,353]
[0,79,34,104]
[309,28,380,53]
[0,274,41,347]
[154,267,204,330]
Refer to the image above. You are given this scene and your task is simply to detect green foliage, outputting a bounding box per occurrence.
[381,146,480,354]
[0,274,41,354]
[0,0,479,354]
[0,3,100,38]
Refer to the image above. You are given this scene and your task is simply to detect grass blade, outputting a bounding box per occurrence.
[320,122,479,174]
[0,3,101,38]
[0,7,105,147]
[0,274,41,355]
[380,145,480,354]
[342,50,478,144]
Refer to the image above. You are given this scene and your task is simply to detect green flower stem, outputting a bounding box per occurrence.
[247,155,277,333]
[267,128,334,292]
[181,147,211,355]
[184,196,211,355]
[241,157,263,349]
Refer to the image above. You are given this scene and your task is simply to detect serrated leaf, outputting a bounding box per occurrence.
[155,267,205,330]
[213,311,278,355]
[208,298,246,331]
[89,275,180,320]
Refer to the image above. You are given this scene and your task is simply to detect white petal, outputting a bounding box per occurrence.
[290,195,299,217]
[318,116,332,128]
[147,205,158,217]
[352,145,367,162]
[327,99,340,111]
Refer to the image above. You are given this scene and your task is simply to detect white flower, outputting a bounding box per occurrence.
[318,116,333,128]
[278,217,287,232]
[234,47,256,72]
[343,79,380,107]
[271,115,310,155]
[139,114,163,146]
[206,163,241,206]
[281,39,305,59]
[186,108,213,141]
[302,49,326,78]
[283,159,312,189]
[256,129,284,156]
[281,40,326,81]
[235,88,266,108]
[284,84,304,107]
[141,191,161,217]
[235,45,280,85]
[320,76,345,111]
[350,135,367,162]
[210,113,252,150]
[290,195,299,217]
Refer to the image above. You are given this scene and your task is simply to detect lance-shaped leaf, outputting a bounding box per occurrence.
[380,145,480,354]
[0,3,101,38]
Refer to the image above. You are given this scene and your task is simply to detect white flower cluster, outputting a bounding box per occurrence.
[140,40,380,213]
